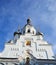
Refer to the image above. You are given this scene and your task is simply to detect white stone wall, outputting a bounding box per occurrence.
[0,33,55,60]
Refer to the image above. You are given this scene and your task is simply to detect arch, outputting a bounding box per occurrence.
[25,57,30,64]
[27,29,30,33]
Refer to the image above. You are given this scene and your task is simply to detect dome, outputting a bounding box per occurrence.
[14,26,22,36]
[22,19,36,35]
[14,32,22,36]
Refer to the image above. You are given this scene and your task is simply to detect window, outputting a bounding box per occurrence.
[27,29,30,33]
[11,48,19,51]
[33,31,34,34]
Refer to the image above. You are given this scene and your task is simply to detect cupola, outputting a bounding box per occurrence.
[22,18,36,35]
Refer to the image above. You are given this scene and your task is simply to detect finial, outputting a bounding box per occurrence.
[36,26,43,36]
[27,18,31,24]
[18,25,20,32]
[37,26,40,32]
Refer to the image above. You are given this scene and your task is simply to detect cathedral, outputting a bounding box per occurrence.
[0,18,56,65]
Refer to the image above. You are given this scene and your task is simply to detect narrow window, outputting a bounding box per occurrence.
[33,31,34,34]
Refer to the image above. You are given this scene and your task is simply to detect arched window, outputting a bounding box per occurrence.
[27,29,30,33]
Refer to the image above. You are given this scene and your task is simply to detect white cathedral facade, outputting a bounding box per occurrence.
[0,19,56,65]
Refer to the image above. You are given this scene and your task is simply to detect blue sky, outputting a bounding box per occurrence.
[0,0,56,54]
